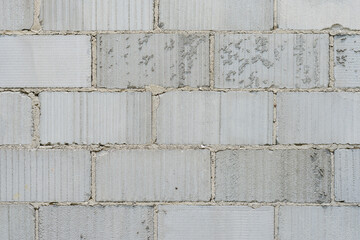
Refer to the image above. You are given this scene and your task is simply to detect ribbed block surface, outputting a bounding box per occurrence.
[0,149,91,202]
[279,206,360,240]
[39,205,153,240]
[277,92,360,144]
[157,91,273,144]
[0,92,32,144]
[216,149,331,202]
[0,205,35,240]
[334,35,360,87]
[335,149,360,202]
[158,205,274,240]
[159,0,273,30]
[96,149,211,201]
[0,0,33,30]
[39,92,151,144]
[215,34,329,88]
[40,0,153,30]
[0,35,91,88]
[97,34,209,88]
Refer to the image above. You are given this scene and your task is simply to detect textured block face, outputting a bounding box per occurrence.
[216,149,331,202]
[278,0,360,30]
[39,206,153,240]
[0,149,91,202]
[97,34,209,88]
[334,35,360,87]
[335,149,360,202]
[96,150,211,201]
[159,0,273,30]
[0,92,32,144]
[0,35,91,88]
[0,205,35,240]
[215,34,329,88]
[40,0,153,30]
[0,0,33,30]
[157,91,273,144]
[39,92,151,144]
[277,92,360,144]
[158,205,274,240]
[279,206,360,240]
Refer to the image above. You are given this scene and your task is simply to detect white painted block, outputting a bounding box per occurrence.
[39,206,153,240]
[335,149,360,202]
[0,149,91,202]
[277,92,360,144]
[279,206,360,240]
[157,91,273,144]
[0,205,35,240]
[0,92,32,144]
[158,205,274,240]
[159,0,273,30]
[278,0,360,30]
[216,149,331,202]
[0,0,33,30]
[96,149,211,201]
[0,35,91,88]
[215,34,329,88]
[40,92,151,144]
[334,35,360,87]
[40,0,153,30]
[97,34,209,88]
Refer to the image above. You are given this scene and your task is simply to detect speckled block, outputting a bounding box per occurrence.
[0,0,33,30]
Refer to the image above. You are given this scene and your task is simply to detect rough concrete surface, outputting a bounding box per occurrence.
[0,0,33,30]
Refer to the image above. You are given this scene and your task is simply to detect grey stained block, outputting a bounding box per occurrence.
[97,34,209,88]
[0,149,91,202]
[216,149,331,202]
[277,92,360,144]
[40,0,153,30]
[157,91,273,145]
[278,0,360,30]
[158,205,274,240]
[0,35,91,88]
[96,149,211,201]
[215,34,329,88]
[39,205,153,240]
[279,206,360,240]
[334,35,360,87]
[39,92,151,144]
[335,149,360,202]
[0,205,35,240]
[159,0,273,30]
[0,92,32,144]
[0,0,33,30]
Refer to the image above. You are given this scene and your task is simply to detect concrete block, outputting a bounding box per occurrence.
[215,34,329,88]
[0,0,33,30]
[335,149,360,202]
[0,92,32,144]
[0,149,91,202]
[279,206,360,240]
[277,92,360,144]
[158,205,274,240]
[39,92,151,144]
[334,35,360,87]
[97,34,209,88]
[159,0,273,30]
[40,0,153,30]
[157,91,273,144]
[96,149,211,201]
[216,149,331,202]
[278,0,360,30]
[0,35,91,88]
[0,205,35,240]
[39,205,153,240]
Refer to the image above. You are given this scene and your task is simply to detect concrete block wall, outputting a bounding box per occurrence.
[1,0,360,239]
